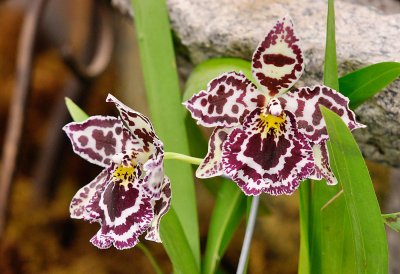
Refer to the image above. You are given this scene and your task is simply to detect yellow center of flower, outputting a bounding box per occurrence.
[258,112,286,137]
[113,164,136,189]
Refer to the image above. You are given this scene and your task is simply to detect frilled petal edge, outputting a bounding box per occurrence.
[222,109,315,195]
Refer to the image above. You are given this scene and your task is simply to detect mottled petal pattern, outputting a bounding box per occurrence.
[280,85,365,144]
[63,116,140,167]
[143,145,165,199]
[184,72,266,127]
[310,142,338,185]
[70,168,111,219]
[107,94,159,153]
[252,16,304,97]
[88,169,154,249]
[222,109,314,195]
[196,127,234,178]
[145,177,172,242]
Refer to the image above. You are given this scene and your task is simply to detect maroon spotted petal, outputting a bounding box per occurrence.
[310,142,338,185]
[196,126,233,178]
[252,16,304,97]
[143,145,165,200]
[184,72,266,127]
[145,177,172,242]
[222,109,315,196]
[87,165,154,249]
[107,94,160,153]
[70,167,111,219]
[63,116,141,167]
[279,85,365,144]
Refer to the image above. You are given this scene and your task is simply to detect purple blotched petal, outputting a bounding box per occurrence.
[252,16,304,97]
[89,181,154,249]
[106,94,160,153]
[63,116,140,167]
[184,72,266,127]
[222,109,314,195]
[280,85,365,144]
[70,168,111,219]
[196,126,234,178]
[309,142,338,185]
[143,145,165,200]
[145,177,172,242]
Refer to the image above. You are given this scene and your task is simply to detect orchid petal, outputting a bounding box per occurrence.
[88,173,154,249]
[196,126,234,178]
[184,72,266,127]
[63,116,140,167]
[70,167,111,219]
[143,145,165,200]
[252,16,304,97]
[106,94,161,153]
[310,142,338,185]
[280,85,365,144]
[222,109,314,195]
[145,177,172,242]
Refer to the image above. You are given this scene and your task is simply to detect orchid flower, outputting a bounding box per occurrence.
[184,16,364,196]
[63,94,171,249]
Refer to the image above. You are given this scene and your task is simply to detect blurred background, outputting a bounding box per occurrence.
[0,0,398,273]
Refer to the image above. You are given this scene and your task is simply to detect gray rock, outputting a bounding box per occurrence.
[168,0,400,167]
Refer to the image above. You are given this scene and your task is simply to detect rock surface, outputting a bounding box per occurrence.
[168,0,400,167]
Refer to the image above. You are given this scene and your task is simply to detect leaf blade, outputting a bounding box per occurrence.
[131,0,200,269]
[65,97,89,122]
[339,62,400,109]
[203,181,246,274]
[321,106,388,274]
[160,208,200,274]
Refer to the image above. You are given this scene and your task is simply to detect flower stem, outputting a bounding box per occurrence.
[137,243,164,274]
[164,152,203,166]
[236,195,260,274]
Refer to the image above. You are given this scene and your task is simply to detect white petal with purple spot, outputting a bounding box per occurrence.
[184,72,265,127]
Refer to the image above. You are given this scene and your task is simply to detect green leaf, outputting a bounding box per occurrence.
[323,0,339,90]
[298,182,311,274]
[382,212,400,232]
[203,181,246,274]
[307,1,348,273]
[131,0,200,270]
[321,106,388,274]
[65,97,89,122]
[160,208,200,274]
[339,62,400,109]
[183,58,253,101]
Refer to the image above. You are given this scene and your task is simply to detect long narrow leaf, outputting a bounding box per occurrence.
[308,0,348,272]
[65,97,89,122]
[323,0,339,90]
[321,106,388,274]
[339,62,400,109]
[131,0,200,269]
[203,181,246,274]
[298,182,311,274]
[160,208,200,274]
[382,212,400,232]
